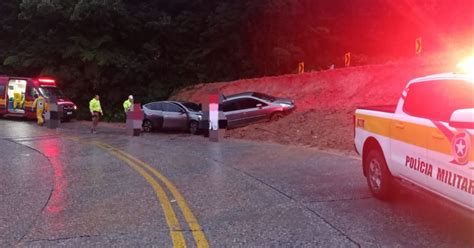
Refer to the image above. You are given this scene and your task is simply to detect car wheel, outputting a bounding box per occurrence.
[189,121,199,135]
[270,112,284,122]
[365,149,393,200]
[143,119,153,132]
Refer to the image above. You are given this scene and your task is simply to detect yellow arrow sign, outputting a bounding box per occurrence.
[415,37,422,54]
[344,52,351,67]
[298,62,304,73]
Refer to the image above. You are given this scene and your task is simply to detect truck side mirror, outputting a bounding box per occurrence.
[449,108,474,129]
[256,103,263,109]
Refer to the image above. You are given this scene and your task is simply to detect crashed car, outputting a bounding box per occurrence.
[142,101,203,134]
[221,92,295,128]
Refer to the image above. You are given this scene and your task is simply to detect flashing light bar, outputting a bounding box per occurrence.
[456,56,474,75]
[38,78,55,83]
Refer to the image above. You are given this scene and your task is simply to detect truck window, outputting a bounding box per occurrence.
[403,80,474,122]
[39,87,64,98]
[0,85,4,96]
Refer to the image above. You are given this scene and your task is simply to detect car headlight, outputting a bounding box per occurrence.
[279,103,292,108]
[197,115,202,121]
[73,105,77,110]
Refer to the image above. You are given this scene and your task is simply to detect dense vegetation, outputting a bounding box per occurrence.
[0,0,471,119]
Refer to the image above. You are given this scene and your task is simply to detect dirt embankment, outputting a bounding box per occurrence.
[173,51,468,155]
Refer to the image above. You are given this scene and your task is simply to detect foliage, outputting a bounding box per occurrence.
[0,0,471,120]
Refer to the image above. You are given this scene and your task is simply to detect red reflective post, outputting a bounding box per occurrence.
[126,103,144,136]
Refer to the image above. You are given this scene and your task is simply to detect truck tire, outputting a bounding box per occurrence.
[365,149,393,200]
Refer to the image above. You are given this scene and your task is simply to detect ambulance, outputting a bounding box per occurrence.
[0,76,77,121]
[354,58,473,211]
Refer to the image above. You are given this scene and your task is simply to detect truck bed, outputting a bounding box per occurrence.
[357,105,396,113]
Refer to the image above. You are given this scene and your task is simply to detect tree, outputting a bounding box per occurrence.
[0,0,471,120]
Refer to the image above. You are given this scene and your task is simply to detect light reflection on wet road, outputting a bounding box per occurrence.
[37,139,66,215]
[0,119,473,247]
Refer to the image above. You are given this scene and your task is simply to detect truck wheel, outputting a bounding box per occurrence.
[189,121,199,135]
[365,149,393,200]
[142,119,153,132]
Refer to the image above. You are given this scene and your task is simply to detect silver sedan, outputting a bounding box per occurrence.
[222,92,295,128]
[142,101,203,134]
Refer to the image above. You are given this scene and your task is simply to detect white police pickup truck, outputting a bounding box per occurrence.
[354,72,473,211]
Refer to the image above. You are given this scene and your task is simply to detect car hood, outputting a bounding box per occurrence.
[48,97,74,105]
[273,98,294,105]
[188,110,203,115]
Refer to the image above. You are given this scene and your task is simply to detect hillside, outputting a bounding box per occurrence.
[174,50,470,155]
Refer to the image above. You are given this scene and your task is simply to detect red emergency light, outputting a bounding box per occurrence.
[38,78,56,83]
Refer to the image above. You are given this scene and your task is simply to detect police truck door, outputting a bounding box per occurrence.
[390,82,430,186]
[425,80,474,209]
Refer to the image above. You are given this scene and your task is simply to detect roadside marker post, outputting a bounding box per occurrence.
[126,103,144,136]
[207,92,227,142]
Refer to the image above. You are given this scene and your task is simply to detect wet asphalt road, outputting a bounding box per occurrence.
[0,119,473,247]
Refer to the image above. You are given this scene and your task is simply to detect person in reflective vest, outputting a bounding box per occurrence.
[89,94,103,134]
[32,94,47,126]
[20,93,25,109]
[123,95,133,113]
[13,89,21,111]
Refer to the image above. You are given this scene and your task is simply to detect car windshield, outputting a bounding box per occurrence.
[39,87,65,99]
[182,102,201,112]
[252,92,276,102]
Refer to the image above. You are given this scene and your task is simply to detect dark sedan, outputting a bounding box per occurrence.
[142,101,203,134]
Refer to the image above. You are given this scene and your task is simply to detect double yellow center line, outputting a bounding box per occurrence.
[70,137,208,247]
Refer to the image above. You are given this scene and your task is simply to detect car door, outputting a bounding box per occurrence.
[162,102,188,130]
[390,82,429,186]
[145,102,164,128]
[24,84,37,119]
[423,80,474,209]
[238,97,268,124]
[223,99,244,128]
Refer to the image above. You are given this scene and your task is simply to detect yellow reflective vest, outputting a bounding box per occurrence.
[13,91,21,102]
[89,98,102,113]
[123,99,132,112]
[33,96,47,111]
